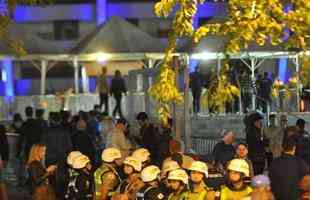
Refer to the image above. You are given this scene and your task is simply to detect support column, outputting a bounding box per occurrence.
[250,58,256,111]
[73,57,79,94]
[145,59,154,115]
[40,60,47,96]
[184,54,192,152]
[173,56,181,141]
[81,66,89,93]
[295,55,301,112]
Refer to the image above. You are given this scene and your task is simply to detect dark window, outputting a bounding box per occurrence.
[54,20,79,40]
[126,18,139,26]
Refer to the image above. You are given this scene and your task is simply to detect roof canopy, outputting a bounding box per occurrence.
[72,16,166,54]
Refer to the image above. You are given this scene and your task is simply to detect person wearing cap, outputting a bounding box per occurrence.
[167,169,189,200]
[245,112,267,175]
[235,143,254,178]
[94,148,123,200]
[269,137,309,200]
[65,154,93,200]
[252,175,271,191]
[187,161,216,200]
[213,130,235,169]
[106,118,133,158]
[136,165,166,200]
[160,160,181,198]
[132,148,151,168]
[242,175,274,200]
[117,156,144,199]
[220,159,252,200]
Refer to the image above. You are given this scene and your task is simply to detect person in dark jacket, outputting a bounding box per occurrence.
[71,119,96,165]
[245,112,267,175]
[291,119,310,165]
[11,113,23,134]
[190,67,204,114]
[213,130,235,169]
[269,136,309,200]
[17,106,41,160]
[0,125,9,200]
[35,109,48,136]
[110,70,127,118]
[136,112,162,165]
[0,125,9,169]
[43,112,72,166]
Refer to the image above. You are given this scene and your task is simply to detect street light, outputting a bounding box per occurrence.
[92,52,111,62]
[191,51,218,60]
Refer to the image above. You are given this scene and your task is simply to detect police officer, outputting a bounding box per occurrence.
[167,169,189,200]
[136,165,166,200]
[187,161,216,200]
[132,148,151,168]
[160,160,181,198]
[66,154,93,200]
[118,156,144,199]
[67,151,83,177]
[94,148,123,200]
[220,159,252,200]
[64,151,83,199]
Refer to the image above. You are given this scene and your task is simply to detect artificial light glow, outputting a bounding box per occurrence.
[92,52,111,62]
[191,52,217,60]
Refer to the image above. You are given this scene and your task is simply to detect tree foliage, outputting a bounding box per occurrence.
[151,0,310,123]
[194,0,310,53]
[150,0,202,124]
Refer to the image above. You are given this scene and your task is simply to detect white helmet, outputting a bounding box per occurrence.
[227,159,250,177]
[72,154,90,169]
[102,148,122,163]
[189,161,208,178]
[168,169,188,185]
[141,165,161,182]
[132,148,150,162]
[123,156,142,172]
[161,160,180,178]
[67,151,82,166]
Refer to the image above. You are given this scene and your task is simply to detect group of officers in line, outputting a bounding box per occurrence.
[64,146,271,200]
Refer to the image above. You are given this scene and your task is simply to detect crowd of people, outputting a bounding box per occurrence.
[190,66,310,114]
[0,105,310,200]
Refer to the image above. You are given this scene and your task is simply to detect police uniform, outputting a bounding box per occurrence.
[65,168,80,199]
[65,169,94,200]
[158,181,172,200]
[186,182,215,200]
[220,184,252,200]
[167,188,188,200]
[94,163,122,200]
[136,184,165,200]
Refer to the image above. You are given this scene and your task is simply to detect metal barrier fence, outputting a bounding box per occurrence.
[191,136,219,155]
